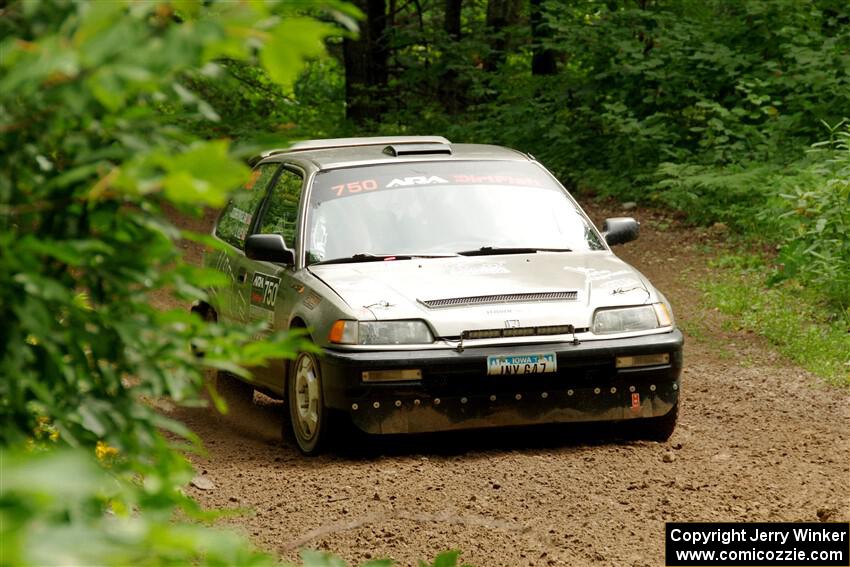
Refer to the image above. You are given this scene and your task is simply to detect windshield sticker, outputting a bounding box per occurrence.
[451,174,544,187]
[331,179,379,196]
[386,176,448,188]
[329,175,538,196]
[315,162,558,203]
[229,207,252,224]
[250,272,280,310]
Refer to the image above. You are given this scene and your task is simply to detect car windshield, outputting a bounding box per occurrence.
[306,161,604,264]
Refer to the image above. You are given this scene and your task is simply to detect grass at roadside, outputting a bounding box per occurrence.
[698,253,850,387]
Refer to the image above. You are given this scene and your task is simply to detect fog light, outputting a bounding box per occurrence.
[361,369,422,382]
[616,353,670,368]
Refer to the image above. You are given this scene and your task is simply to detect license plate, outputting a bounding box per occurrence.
[486,353,557,376]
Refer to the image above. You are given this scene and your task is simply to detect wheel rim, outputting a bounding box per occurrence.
[293,354,320,440]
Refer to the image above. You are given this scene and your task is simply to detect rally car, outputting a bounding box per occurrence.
[197,136,683,454]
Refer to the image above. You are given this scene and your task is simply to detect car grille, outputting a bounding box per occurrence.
[419,291,578,309]
[461,324,589,340]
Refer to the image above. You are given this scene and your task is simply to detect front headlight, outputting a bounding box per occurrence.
[592,303,674,335]
[329,320,434,345]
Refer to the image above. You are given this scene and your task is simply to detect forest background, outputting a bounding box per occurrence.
[1,1,847,565]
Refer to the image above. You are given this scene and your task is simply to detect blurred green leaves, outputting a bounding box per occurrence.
[1,449,282,567]
[0,0,345,565]
[262,18,340,91]
[162,141,249,206]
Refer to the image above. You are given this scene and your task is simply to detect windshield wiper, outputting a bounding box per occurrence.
[311,253,410,266]
[456,246,573,257]
[312,253,457,266]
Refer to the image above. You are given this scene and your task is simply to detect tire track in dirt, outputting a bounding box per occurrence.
[164,201,849,566]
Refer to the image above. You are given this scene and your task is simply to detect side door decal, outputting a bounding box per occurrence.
[249,271,280,322]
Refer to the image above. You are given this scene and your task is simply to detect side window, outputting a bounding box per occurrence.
[258,168,303,247]
[216,164,278,248]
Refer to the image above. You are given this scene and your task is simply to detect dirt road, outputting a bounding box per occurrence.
[167,201,849,566]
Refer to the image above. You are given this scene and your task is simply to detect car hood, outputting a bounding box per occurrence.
[308,252,657,338]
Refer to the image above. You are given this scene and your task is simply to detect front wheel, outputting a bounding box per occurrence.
[287,351,328,455]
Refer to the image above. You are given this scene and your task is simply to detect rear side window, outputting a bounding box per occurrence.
[216,164,279,248]
[258,168,303,247]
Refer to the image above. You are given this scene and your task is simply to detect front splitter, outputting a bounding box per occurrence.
[347,377,679,435]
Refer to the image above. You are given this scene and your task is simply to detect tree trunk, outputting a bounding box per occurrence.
[344,0,389,124]
[530,0,557,75]
[483,0,522,71]
[438,0,465,113]
[445,0,462,40]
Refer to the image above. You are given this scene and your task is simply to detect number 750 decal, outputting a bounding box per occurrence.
[331,179,378,196]
[250,272,280,310]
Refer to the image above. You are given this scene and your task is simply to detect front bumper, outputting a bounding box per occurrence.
[320,329,683,434]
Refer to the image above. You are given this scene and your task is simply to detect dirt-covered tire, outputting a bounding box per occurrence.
[213,371,255,419]
[287,351,329,455]
[633,403,678,441]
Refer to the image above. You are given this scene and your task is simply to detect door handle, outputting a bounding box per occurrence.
[236,268,248,284]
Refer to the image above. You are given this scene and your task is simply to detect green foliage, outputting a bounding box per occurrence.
[701,255,850,387]
[772,123,850,310]
[419,550,471,567]
[1,449,280,566]
[651,162,779,227]
[652,123,850,311]
[541,0,849,180]
[0,0,337,456]
[0,0,341,564]
[357,0,848,193]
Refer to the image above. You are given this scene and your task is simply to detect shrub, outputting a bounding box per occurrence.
[772,122,850,311]
[0,1,340,564]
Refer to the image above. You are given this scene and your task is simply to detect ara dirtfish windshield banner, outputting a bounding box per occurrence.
[312,161,552,202]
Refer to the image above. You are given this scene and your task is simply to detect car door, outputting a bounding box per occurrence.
[241,165,306,393]
[209,163,281,325]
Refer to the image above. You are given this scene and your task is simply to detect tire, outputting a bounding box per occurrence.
[287,351,328,455]
[634,402,678,441]
[212,371,255,419]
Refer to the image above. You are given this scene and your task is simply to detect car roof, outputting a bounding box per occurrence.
[254,136,531,171]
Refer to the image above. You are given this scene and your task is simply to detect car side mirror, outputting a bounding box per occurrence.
[244,234,295,264]
[602,217,640,246]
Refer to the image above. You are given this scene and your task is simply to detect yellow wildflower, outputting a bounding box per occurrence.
[96,440,119,462]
